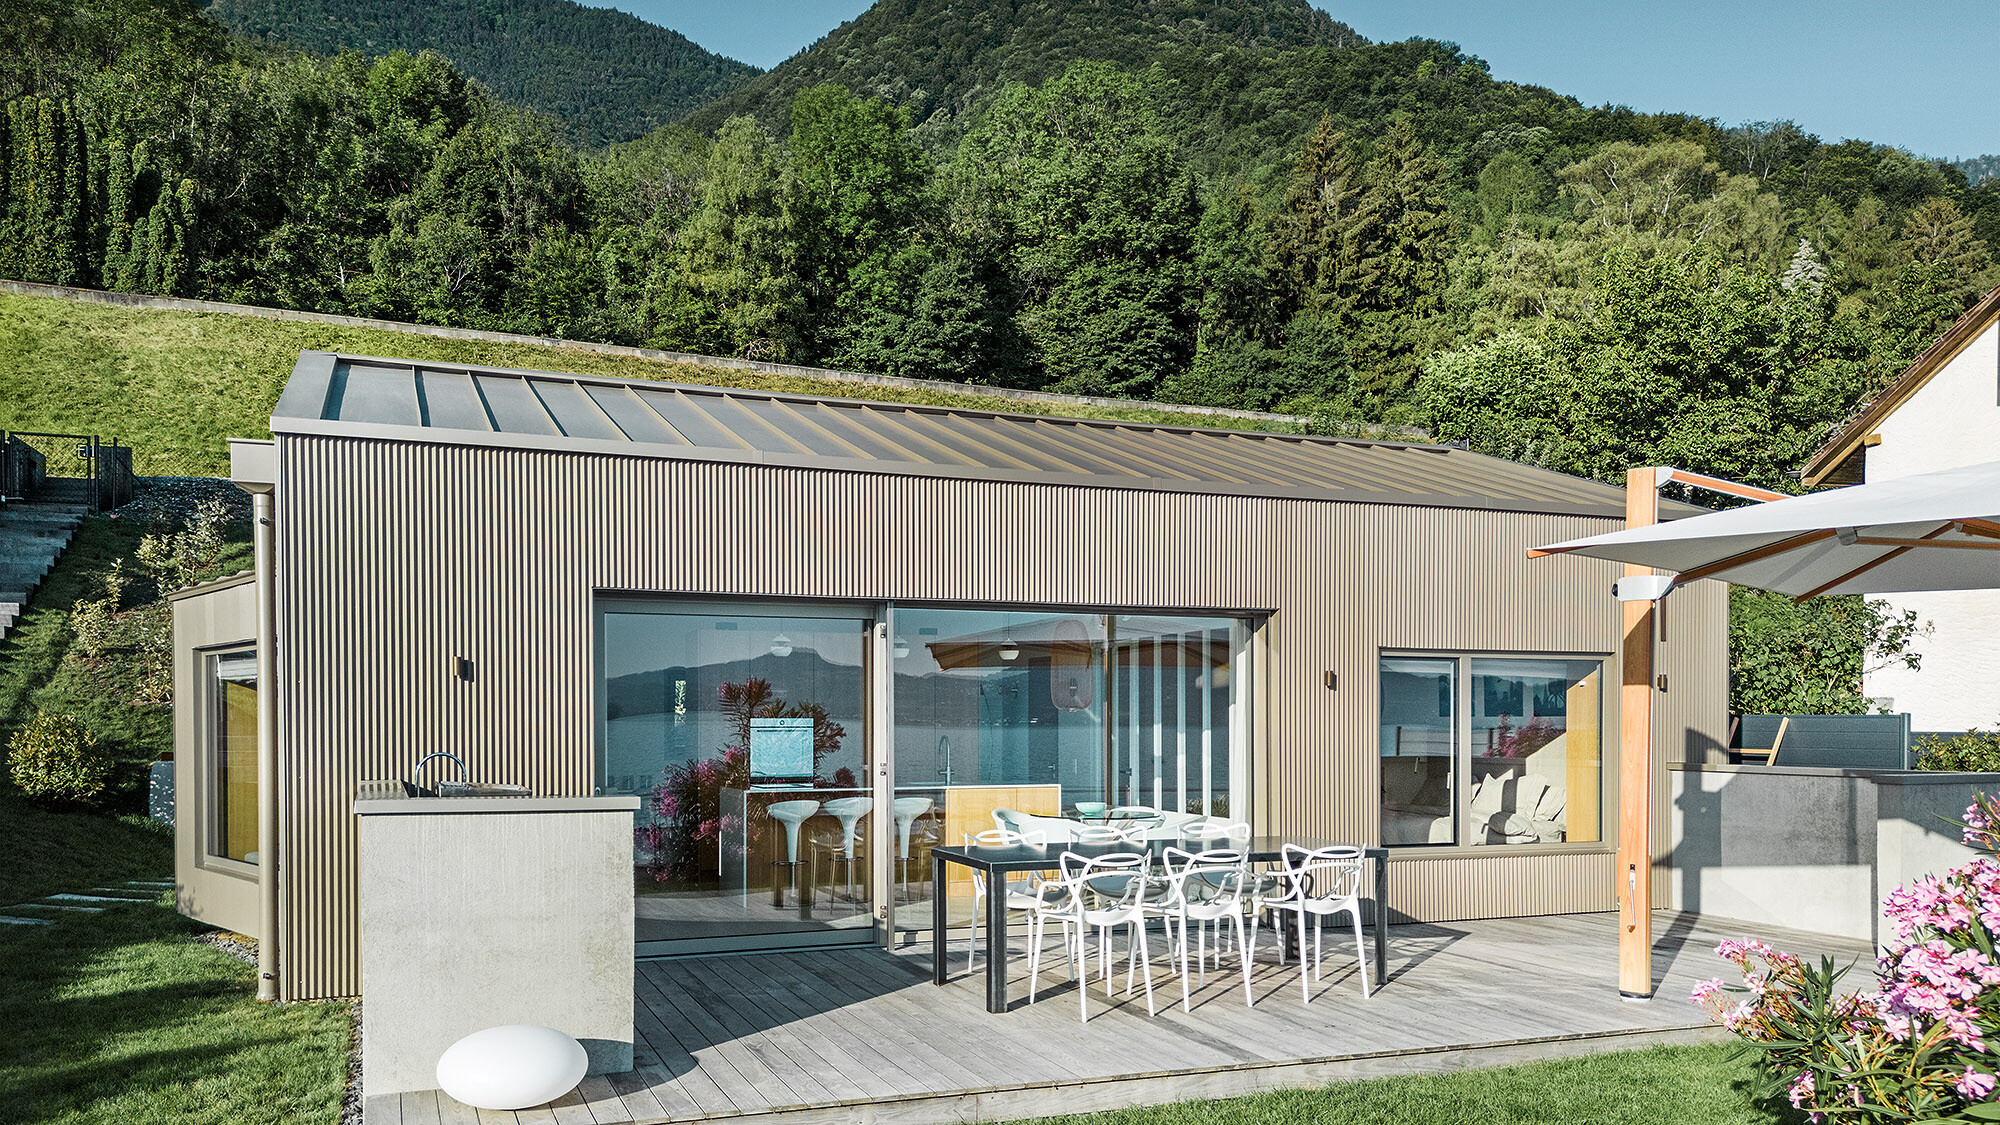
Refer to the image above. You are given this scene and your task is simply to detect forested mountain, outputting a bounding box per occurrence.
[684,0,1363,142]
[1958,155,2000,186]
[203,0,759,146]
[5,0,2000,497]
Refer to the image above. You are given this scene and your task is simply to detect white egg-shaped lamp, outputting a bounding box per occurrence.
[435,1025,587,1111]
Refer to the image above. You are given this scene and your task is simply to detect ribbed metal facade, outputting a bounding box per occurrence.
[271,435,1725,1000]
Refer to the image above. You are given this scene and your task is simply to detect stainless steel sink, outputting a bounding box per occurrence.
[435,781,532,798]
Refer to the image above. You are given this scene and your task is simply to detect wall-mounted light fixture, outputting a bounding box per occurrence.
[769,634,794,658]
[998,635,1020,662]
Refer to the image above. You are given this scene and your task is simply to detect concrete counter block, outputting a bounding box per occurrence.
[358,801,636,1097]
[1671,764,1997,946]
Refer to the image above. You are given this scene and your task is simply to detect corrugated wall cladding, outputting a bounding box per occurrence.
[275,436,1727,1000]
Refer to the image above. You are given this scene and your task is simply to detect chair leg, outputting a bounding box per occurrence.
[1027,912,1042,1003]
[1135,920,1155,1016]
[1078,926,1091,1024]
[1179,916,1193,1013]
[1314,915,1324,982]
[1297,908,1311,1005]
[1351,906,1371,999]
[1232,912,1253,1007]
[965,886,981,974]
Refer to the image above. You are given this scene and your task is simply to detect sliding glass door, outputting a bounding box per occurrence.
[599,604,875,956]
[600,600,1254,953]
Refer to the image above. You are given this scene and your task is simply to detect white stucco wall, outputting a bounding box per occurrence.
[1863,320,2000,731]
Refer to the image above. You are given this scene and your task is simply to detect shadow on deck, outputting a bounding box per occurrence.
[364,910,1869,1124]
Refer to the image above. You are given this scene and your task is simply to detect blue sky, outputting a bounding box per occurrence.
[611,1,1996,159]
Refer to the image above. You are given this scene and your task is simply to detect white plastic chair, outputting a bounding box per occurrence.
[1251,843,1371,1002]
[1157,847,1254,1010]
[963,828,1050,973]
[1030,851,1157,1022]
[1072,822,1158,902]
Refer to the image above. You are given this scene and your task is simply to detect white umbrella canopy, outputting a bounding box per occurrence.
[1530,460,2000,597]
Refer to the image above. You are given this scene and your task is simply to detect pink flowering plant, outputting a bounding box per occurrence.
[1694,792,2000,1122]
[637,678,846,885]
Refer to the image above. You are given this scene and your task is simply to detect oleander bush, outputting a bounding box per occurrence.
[1696,791,2000,1122]
[7,711,111,805]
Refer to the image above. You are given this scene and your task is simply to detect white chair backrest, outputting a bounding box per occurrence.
[1073,822,1147,844]
[1163,846,1247,907]
[1057,850,1150,912]
[992,808,1032,834]
[966,828,1044,848]
[1182,819,1251,844]
[965,828,1044,895]
[1279,843,1366,901]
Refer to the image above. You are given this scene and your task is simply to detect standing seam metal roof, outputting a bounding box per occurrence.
[267,351,1680,519]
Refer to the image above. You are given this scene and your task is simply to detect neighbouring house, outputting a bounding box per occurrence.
[1803,285,2000,732]
[170,350,1727,1002]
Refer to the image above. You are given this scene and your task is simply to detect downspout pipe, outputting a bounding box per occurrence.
[231,439,280,1003]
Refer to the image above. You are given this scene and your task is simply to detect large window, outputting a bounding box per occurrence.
[208,650,259,865]
[1380,654,1603,848]
[599,605,872,954]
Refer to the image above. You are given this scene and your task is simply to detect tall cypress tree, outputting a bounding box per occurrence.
[1271,113,1373,321]
[1348,117,1454,402]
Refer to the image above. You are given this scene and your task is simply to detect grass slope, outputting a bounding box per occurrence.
[0,899,349,1125]
[0,292,1293,477]
[1014,1042,1786,1125]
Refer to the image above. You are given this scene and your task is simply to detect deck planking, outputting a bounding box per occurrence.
[372,910,1872,1124]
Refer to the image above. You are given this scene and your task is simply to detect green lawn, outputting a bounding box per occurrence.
[1014,1042,1790,1125]
[0,898,349,1125]
[0,291,1293,477]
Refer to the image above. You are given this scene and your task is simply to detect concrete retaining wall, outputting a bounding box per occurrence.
[1671,763,1997,944]
[356,787,638,1096]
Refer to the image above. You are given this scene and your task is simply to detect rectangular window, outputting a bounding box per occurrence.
[209,650,259,864]
[1380,653,1603,849]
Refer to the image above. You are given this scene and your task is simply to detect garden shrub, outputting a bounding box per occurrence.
[7,711,111,805]
[1696,791,2000,1122]
[1917,730,2000,773]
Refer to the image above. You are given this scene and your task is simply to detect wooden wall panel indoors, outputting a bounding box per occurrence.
[273,436,1725,1000]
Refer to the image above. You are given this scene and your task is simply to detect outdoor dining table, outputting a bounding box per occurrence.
[930,836,1391,1013]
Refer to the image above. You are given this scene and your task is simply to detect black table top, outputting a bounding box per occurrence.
[931,836,1386,873]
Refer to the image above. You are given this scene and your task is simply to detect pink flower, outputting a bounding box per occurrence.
[1788,1069,1814,1109]
[1690,978,1724,1005]
[1957,1066,1997,1101]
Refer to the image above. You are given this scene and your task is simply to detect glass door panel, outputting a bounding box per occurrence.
[889,608,1106,932]
[599,606,874,955]
[1111,615,1236,817]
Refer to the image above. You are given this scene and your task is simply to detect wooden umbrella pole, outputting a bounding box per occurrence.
[1619,467,1659,999]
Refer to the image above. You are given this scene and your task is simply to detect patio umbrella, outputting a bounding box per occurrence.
[1529,459,2000,598]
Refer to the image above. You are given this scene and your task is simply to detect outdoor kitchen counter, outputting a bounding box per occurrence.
[354,780,639,1097]
[353,778,640,815]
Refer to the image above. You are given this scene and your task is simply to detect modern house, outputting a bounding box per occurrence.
[171,350,1726,1002]
[1803,284,2000,731]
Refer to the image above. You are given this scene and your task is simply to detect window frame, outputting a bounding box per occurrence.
[1378,648,1615,857]
[198,644,260,876]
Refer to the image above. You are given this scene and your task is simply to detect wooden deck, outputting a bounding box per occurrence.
[363,910,1870,1125]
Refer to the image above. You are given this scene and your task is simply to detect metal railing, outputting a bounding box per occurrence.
[0,431,137,511]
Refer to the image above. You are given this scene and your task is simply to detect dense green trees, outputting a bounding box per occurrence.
[3,0,1997,490]
[206,0,759,147]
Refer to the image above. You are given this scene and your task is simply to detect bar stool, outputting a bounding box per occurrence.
[821,796,874,903]
[892,796,933,902]
[766,800,819,908]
